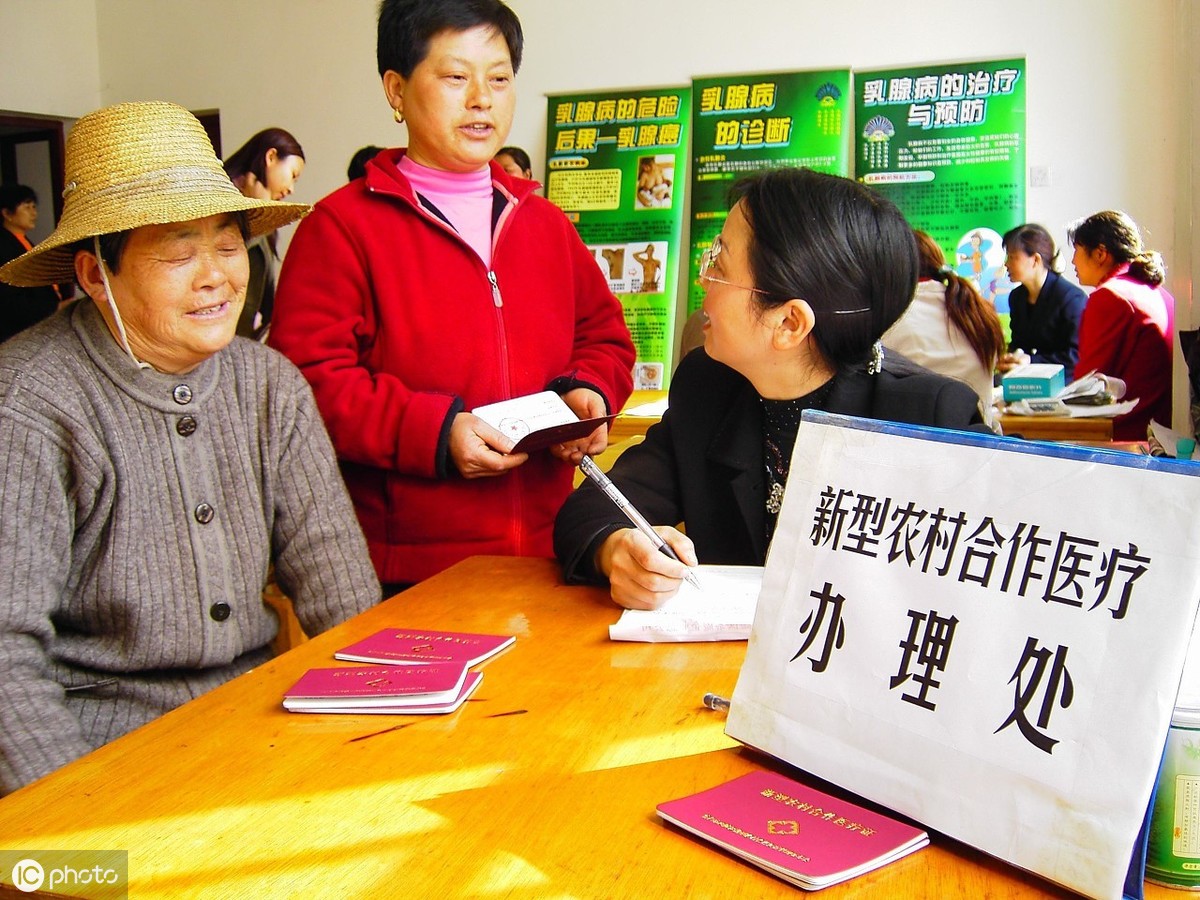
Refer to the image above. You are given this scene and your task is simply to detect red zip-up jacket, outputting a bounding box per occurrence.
[270,149,634,584]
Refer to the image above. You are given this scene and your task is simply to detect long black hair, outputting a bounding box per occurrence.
[728,167,917,371]
[223,128,305,188]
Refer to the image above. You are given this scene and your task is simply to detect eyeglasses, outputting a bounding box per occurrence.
[698,234,872,317]
[698,234,770,295]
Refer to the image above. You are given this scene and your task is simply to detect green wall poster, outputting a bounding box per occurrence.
[854,58,1026,324]
[544,87,691,390]
[687,70,852,318]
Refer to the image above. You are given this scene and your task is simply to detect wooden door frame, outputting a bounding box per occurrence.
[0,113,66,221]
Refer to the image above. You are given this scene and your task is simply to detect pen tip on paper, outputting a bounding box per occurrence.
[684,569,702,591]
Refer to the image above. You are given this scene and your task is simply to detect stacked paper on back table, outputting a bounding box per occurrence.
[657,770,928,890]
[335,628,515,667]
[283,663,475,714]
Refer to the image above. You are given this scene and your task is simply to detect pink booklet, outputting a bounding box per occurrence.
[282,662,468,712]
[656,770,928,890]
[286,670,483,715]
[334,628,515,668]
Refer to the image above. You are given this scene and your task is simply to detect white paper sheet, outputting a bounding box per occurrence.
[1006,397,1138,418]
[621,397,669,417]
[1150,419,1198,458]
[608,565,763,642]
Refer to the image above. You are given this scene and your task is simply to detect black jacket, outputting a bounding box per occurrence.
[1007,270,1088,379]
[0,228,59,344]
[554,348,986,581]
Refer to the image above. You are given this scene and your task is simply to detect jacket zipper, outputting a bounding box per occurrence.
[485,266,520,550]
[371,176,529,551]
[488,190,524,552]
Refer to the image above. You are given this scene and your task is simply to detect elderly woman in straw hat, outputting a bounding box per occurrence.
[0,101,380,793]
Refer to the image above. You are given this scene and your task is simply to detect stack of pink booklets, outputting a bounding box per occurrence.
[657,770,928,890]
[282,629,514,715]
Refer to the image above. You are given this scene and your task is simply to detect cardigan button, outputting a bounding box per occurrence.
[176,416,197,437]
[194,502,215,524]
[209,602,232,622]
[172,384,193,405]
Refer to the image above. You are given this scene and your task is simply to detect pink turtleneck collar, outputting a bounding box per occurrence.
[398,155,494,266]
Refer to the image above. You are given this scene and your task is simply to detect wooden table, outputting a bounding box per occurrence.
[0,557,1167,898]
[998,412,1114,442]
[616,393,1117,446]
[609,389,667,442]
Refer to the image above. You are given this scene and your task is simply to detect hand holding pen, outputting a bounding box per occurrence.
[579,455,701,608]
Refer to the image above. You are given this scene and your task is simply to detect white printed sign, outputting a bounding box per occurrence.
[727,412,1200,900]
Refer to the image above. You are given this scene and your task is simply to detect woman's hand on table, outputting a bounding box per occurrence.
[449,413,528,478]
[595,526,698,609]
[997,350,1031,373]
[552,387,609,464]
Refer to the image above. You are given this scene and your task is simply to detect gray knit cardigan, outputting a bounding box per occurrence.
[0,301,380,792]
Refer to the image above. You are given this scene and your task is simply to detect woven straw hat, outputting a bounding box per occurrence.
[0,101,309,287]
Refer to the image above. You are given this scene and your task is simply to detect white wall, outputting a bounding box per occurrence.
[2,0,1193,405]
[7,1,1184,264]
[0,0,101,117]
[72,1,1179,274]
[14,143,56,244]
[512,0,1180,288]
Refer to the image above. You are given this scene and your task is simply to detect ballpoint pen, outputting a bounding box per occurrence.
[578,455,702,590]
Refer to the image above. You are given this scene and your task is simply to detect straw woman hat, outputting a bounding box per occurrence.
[0,100,309,287]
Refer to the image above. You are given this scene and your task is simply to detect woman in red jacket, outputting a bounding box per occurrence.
[1070,210,1174,440]
[269,0,634,593]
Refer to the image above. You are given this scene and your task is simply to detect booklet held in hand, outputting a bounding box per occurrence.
[335,628,515,668]
[472,391,613,453]
[656,770,928,890]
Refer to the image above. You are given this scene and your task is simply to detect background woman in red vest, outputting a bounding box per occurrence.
[1070,210,1174,440]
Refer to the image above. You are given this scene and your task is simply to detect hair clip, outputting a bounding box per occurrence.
[867,341,884,375]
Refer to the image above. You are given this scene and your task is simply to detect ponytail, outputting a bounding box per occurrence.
[1068,210,1165,286]
[942,271,1006,370]
[1127,251,1165,286]
[913,230,1005,370]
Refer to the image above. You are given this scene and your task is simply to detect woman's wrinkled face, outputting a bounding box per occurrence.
[89,214,248,373]
[386,25,516,172]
